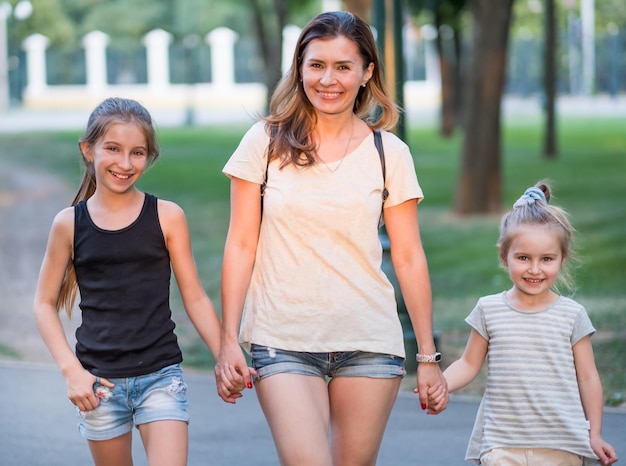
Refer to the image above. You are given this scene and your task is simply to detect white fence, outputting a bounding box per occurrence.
[19,25,441,114]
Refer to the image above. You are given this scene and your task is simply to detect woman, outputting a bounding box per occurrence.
[216,11,447,465]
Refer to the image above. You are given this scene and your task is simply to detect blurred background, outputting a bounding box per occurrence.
[1,0,624,117]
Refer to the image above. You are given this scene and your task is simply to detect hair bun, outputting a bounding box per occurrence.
[513,186,547,208]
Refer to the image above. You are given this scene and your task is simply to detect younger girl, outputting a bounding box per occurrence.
[34,97,227,466]
[428,181,618,465]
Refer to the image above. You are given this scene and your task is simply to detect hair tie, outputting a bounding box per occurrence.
[513,186,547,208]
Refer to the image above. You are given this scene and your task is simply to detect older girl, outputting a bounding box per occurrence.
[34,97,226,466]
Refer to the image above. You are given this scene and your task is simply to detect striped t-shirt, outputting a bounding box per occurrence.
[465,292,598,465]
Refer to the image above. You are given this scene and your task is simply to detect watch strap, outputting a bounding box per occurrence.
[415,352,441,363]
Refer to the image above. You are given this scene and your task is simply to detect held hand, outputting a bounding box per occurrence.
[414,362,448,415]
[416,383,447,414]
[590,435,619,465]
[215,343,257,404]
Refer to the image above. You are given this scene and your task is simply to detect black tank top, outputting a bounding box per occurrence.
[73,193,182,378]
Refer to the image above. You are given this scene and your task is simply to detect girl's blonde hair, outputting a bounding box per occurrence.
[497,180,578,293]
[57,97,160,317]
[263,10,399,168]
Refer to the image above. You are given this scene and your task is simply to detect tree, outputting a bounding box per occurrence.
[246,0,318,112]
[543,0,557,158]
[343,0,372,21]
[407,0,467,138]
[454,0,514,215]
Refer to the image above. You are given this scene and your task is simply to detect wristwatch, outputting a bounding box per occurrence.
[416,352,442,363]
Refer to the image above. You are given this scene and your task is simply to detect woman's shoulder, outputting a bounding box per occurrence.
[377,129,410,153]
[243,120,270,142]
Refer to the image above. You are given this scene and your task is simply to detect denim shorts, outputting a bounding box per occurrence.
[250,344,405,381]
[77,364,188,441]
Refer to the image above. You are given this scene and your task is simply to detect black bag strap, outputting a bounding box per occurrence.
[373,129,388,203]
[373,129,388,227]
[260,157,269,217]
[261,157,269,198]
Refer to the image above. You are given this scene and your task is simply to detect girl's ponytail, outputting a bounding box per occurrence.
[56,160,95,317]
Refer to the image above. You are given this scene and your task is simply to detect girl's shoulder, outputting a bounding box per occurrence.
[156,197,185,220]
[552,295,588,317]
[46,206,75,245]
[53,206,75,228]
[155,197,188,244]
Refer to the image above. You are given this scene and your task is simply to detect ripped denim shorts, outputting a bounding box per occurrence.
[250,344,405,381]
[77,363,188,441]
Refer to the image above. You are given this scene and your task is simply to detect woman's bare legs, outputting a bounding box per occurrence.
[255,373,333,466]
[329,376,401,466]
[256,373,402,466]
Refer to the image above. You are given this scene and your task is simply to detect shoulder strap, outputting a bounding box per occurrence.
[373,130,388,227]
[260,133,273,215]
[373,130,388,202]
[261,155,269,198]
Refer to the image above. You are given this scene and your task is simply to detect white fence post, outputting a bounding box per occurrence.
[206,27,238,87]
[22,33,49,96]
[282,25,301,75]
[420,24,440,85]
[143,28,172,90]
[82,30,109,92]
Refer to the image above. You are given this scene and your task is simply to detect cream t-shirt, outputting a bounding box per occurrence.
[223,121,423,357]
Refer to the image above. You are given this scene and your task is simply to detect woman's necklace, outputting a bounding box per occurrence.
[317,117,354,173]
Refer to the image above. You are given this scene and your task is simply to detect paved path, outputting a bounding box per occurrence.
[0,359,624,466]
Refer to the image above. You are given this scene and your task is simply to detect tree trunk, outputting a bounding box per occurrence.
[436,20,462,138]
[344,0,373,22]
[454,0,513,215]
[543,0,558,158]
[248,0,286,113]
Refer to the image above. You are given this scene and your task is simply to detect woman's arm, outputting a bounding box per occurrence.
[384,200,447,413]
[574,336,618,465]
[33,208,106,412]
[216,177,262,403]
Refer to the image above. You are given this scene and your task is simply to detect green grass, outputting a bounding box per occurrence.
[0,344,22,359]
[2,116,624,404]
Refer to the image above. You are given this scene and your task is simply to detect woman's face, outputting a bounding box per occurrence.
[300,35,373,117]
